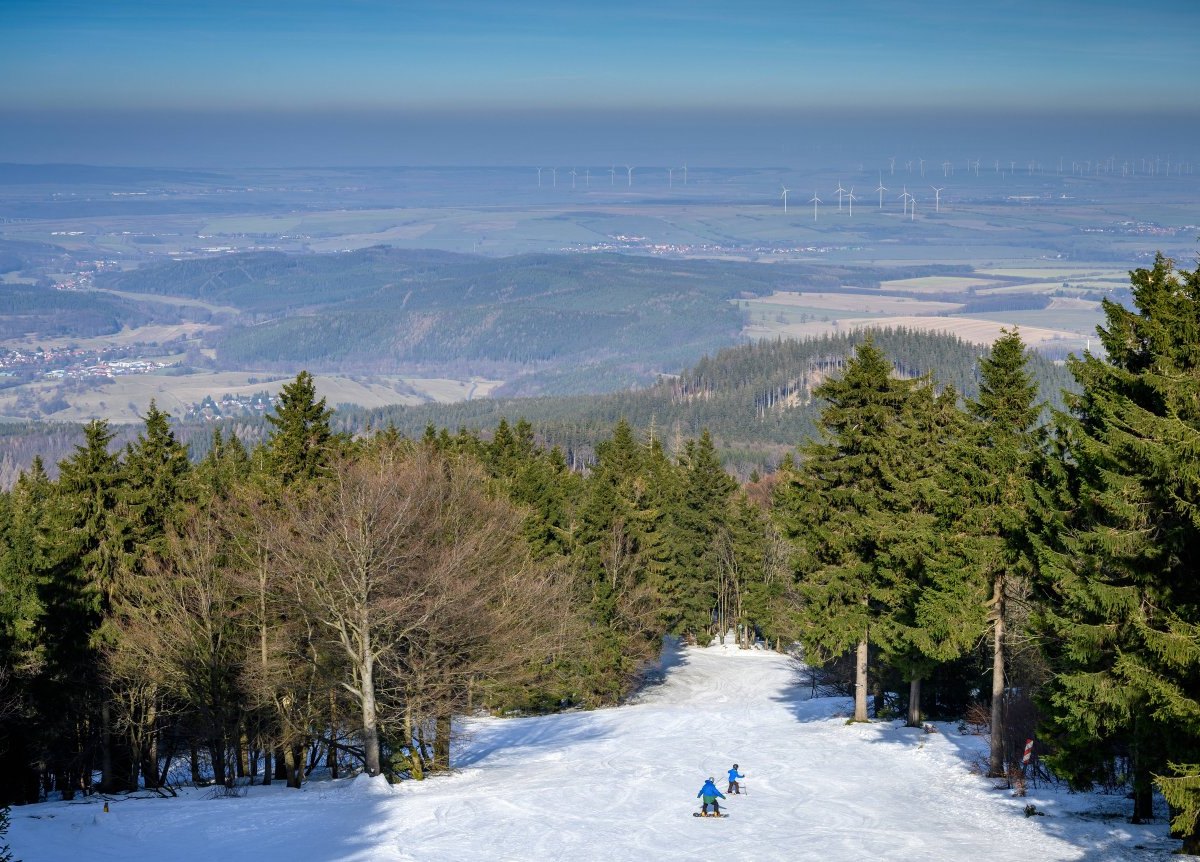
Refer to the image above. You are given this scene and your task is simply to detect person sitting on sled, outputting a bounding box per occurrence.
[697,776,726,815]
[727,763,744,795]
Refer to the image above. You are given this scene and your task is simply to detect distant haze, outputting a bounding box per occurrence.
[2,107,1197,170]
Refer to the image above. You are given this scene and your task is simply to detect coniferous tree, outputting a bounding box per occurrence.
[0,459,51,804]
[774,340,924,722]
[879,384,972,727]
[574,420,666,700]
[44,420,125,792]
[1034,255,1200,846]
[265,371,335,485]
[0,802,13,862]
[668,429,739,639]
[962,329,1043,775]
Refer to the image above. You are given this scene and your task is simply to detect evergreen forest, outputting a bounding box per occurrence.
[2,255,1199,853]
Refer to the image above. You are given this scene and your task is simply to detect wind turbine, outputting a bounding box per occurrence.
[889,156,896,175]
[942,161,951,178]
[537,167,544,188]
[834,181,847,212]
[846,187,857,217]
[931,186,943,213]
[810,190,821,221]
[682,163,688,185]
[570,169,577,190]
[668,167,675,187]
[899,186,912,217]
[780,185,790,213]
[909,195,916,221]
[626,165,634,187]
[919,158,926,177]
[551,167,557,188]
[609,166,616,186]
[585,168,591,186]
[875,175,887,209]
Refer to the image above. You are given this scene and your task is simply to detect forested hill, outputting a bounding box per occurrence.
[345,328,1077,474]
[0,328,1076,485]
[97,247,972,390]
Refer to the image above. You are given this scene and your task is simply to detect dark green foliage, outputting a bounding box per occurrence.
[775,340,925,662]
[0,284,159,340]
[264,371,335,485]
[0,803,13,862]
[352,328,1076,477]
[1034,255,1200,842]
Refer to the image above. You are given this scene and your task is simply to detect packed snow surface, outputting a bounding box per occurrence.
[10,640,1180,861]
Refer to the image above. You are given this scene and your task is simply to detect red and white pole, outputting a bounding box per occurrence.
[1022,739,1034,765]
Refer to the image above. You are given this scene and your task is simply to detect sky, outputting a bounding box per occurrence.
[1,0,1198,166]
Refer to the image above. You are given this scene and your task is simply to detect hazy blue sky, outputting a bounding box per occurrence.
[2,0,1198,165]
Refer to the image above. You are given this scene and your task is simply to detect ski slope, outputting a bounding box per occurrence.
[9,640,1180,861]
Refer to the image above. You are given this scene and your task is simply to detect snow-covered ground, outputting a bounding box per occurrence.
[9,640,1183,861]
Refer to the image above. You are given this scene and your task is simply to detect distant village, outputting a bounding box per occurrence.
[0,347,165,382]
[183,391,276,422]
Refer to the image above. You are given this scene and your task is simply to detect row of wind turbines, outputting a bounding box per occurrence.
[781,177,944,221]
[881,155,1195,179]
[535,165,690,189]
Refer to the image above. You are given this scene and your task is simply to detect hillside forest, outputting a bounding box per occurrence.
[0,255,1198,852]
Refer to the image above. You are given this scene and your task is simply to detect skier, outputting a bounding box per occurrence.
[726,763,744,795]
[697,776,726,816]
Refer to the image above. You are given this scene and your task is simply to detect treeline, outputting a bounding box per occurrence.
[346,328,1076,475]
[0,372,785,805]
[772,254,1200,854]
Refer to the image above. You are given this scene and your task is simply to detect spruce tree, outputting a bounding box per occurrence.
[1034,255,1200,846]
[265,371,335,485]
[964,329,1042,775]
[774,340,923,722]
[43,420,126,792]
[667,429,739,640]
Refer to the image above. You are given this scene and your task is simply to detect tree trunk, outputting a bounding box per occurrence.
[327,691,339,780]
[284,742,303,789]
[236,730,248,778]
[99,701,115,792]
[361,648,381,776]
[988,575,1006,777]
[907,677,922,727]
[261,745,273,785]
[434,712,452,771]
[405,703,425,780]
[189,742,202,786]
[274,744,287,781]
[853,636,869,722]
[210,739,227,787]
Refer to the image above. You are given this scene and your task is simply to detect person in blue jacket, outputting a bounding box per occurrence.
[726,763,744,794]
[697,776,726,815]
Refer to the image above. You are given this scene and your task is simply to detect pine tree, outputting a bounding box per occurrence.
[43,420,125,793]
[667,429,738,640]
[265,371,334,485]
[1034,255,1200,847]
[0,802,13,862]
[880,384,973,727]
[963,329,1043,774]
[774,340,924,722]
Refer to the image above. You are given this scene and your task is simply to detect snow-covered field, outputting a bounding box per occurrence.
[9,641,1182,861]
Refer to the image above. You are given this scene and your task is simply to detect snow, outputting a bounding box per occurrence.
[8,639,1183,861]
